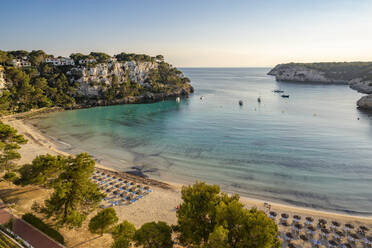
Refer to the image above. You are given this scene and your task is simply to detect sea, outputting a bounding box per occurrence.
[30,68,372,215]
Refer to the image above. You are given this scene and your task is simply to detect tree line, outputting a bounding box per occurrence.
[0,50,191,115]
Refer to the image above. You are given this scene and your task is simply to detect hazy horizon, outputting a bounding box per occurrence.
[1,0,372,67]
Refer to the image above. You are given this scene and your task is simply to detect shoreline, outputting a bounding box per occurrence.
[2,110,372,227]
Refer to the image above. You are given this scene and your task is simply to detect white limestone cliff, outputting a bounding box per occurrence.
[68,61,158,97]
[0,66,6,90]
[267,64,348,84]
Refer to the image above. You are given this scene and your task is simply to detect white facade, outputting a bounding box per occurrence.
[11,59,31,67]
[78,58,97,65]
[45,57,75,66]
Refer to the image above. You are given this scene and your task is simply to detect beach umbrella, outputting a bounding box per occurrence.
[349,233,359,241]
[318,219,327,224]
[321,228,330,237]
[269,211,277,220]
[331,221,340,229]
[334,230,344,239]
[359,225,369,232]
[285,232,294,241]
[328,240,338,248]
[287,243,296,248]
[294,223,303,232]
[305,217,314,225]
[307,225,316,234]
[345,223,354,229]
[293,215,301,222]
[282,221,289,227]
[299,234,308,242]
[281,213,289,219]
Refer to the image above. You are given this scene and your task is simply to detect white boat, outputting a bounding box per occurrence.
[176,97,180,103]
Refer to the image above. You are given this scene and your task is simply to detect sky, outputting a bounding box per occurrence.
[1,0,372,67]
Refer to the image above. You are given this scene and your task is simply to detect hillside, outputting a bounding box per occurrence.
[268,62,372,109]
[0,50,193,114]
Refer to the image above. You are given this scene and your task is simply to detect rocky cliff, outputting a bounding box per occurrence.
[267,64,348,84]
[0,66,6,90]
[0,50,194,113]
[268,62,372,110]
[68,60,158,97]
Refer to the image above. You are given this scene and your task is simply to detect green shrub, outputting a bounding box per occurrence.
[3,172,18,182]
[22,213,64,244]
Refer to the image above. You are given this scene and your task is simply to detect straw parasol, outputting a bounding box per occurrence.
[299,234,308,242]
[269,211,277,218]
[321,228,330,237]
[287,243,296,248]
[360,225,369,232]
[307,225,316,233]
[345,223,354,229]
[335,230,344,239]
[305,216,314,225]
[293,215,301,222]
[331,221,340,229]
[294,223,303,232]
[319,219,327,225]
[328,240,338,247]
[349,233,359,241]
[281,213,289,219]
[285,232,294,241]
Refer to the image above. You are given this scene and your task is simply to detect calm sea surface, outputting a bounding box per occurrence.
[31,68,372,215]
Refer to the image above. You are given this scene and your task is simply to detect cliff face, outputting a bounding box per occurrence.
[0,67,6,90]
[268,63,372,110]
[68,61,158,97]
[267,64,348,84]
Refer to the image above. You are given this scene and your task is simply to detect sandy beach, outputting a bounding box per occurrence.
[2,110,372,247]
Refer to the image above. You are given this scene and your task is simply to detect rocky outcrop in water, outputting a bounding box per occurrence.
[357,95,372,110]
[349,78,372,94]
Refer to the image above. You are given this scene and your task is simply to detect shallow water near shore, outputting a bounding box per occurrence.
[31,68,372,215]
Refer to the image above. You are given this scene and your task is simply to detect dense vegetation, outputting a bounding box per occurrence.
[22,213,65,244]
[18,153,105,228]
[0,49,192,115]
[287,62,372,81]
[0,121,27,172]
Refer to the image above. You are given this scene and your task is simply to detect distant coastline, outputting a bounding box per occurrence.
[268,62,372,109]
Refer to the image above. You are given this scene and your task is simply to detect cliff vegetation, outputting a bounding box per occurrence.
[0,50,193,115]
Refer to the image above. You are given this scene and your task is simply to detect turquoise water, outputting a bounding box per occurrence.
[32,68,372,215]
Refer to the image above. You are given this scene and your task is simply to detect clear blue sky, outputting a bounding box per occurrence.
[1,0,372,67]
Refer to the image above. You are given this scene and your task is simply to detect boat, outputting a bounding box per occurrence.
[273,90,284,93]
[176,97,180,103]
[238,100,243,106]
[281,94,290,98]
